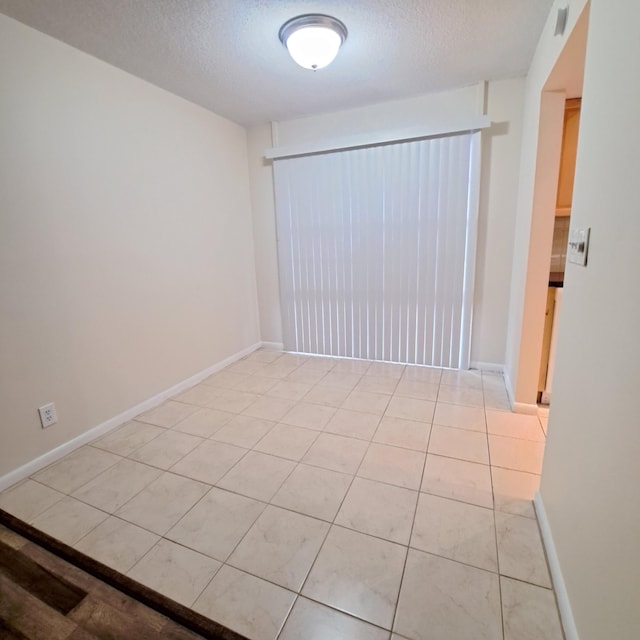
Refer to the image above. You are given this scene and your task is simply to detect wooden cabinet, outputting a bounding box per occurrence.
[556,98,581,216]
[538,287,557,396]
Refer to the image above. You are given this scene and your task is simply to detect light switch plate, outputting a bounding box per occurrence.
[568,227,590,266]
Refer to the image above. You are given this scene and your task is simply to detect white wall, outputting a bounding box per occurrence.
[0,15,260,478]
[539,0,640,637]
[248,80,526,366]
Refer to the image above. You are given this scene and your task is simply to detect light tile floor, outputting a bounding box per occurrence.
[0,350,564,640]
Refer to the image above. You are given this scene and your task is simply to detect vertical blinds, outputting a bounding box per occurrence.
[273,132,480,368]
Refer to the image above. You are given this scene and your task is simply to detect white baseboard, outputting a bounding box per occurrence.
[470,361,505,373]
[534,491,580,640]
[260,341,284,351]
[0,342,262,492]
[512,402,540,415]
[502,371,539,414]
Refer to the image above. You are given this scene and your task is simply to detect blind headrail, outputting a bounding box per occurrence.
[265,115,490,160]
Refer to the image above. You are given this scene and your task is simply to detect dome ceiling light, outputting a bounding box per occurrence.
[279,14,348,71]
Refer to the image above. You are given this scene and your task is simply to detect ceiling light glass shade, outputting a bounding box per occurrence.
[279,15,347,70]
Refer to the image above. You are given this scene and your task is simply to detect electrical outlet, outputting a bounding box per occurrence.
[38,403,57,428]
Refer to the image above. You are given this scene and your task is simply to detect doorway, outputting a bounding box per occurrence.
[509,5,590,415]
[538,98,581,405]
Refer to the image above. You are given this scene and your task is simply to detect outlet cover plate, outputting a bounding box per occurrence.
[38,403,57,428]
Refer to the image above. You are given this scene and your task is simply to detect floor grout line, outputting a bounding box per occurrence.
[389,401,434,636]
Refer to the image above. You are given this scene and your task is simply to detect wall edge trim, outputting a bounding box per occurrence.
[534,491,580,640]
[0,342,261,491]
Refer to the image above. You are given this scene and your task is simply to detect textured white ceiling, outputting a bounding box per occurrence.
[0,0,554,125]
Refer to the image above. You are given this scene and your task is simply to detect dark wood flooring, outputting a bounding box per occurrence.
[0,511,247,640]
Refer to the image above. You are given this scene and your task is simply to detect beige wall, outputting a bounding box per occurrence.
[0,15,260,478]
[248,79,526,367]
[540,0,640,636]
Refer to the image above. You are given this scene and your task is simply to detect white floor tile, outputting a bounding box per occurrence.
[492,467,539,518]
[206,389,260,414]
[137,401,198,428]
[440,369,483,389]
[115,472,209,535]
[335,477,417,545]
[232,375,279,394]
[227,505,329,591]
[501,576,564,640]
[242,396,296,421]
[302,526,406,629]
[372,416,431,452]
[495,511,551,588]
[324,409,381,441]
[304,385,352,408]
[0,480,64,521]
[385,396,435,423]
[486,410,545,441]
[355,375,398,395]
[75,516,158,573]
[33,446,121,494]
[394,549,502,640]
[170,407,234,438]
[30,496,107,545]
[488,435,545,474]
[173,383,221,407]
[421,454,493,509]
[358,443,425,490]
[129,430,204,469]
[193,565,295,640]
[210,414,275,448]
[317,371,362,391]
[411,493,497,572]
[302,433,369,475]
[437,385,484,408]
[128,539,221,607]
[169,439,246,485]
[71,459,162,512]
[341,390,391,416]
[217,451,296,501]
[433,402,486,432]
[279,597,389,640]
[401,366,442,384]
[366,362,405,379]
[253,423,319,461]
[271,463,352,521]
[280,402,336,431]
[166,487,265,561]
[394,379,439,401]
[428,425,489,464]
[266,380,313,402]
[92,421,164,456]
[331,359,372,375]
